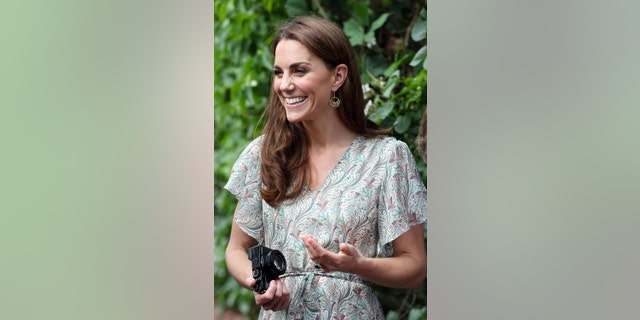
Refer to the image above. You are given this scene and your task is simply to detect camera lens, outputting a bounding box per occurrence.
[272,255,286,272]
[266,250,287,274]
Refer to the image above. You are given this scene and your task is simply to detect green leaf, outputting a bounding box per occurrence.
[363,31,374,44]
[370,13,390,33]
[373,101,394,121]
[410,46,427,67]
[411,8,427,41]
[214,1,227,21]
[385,311,400,320]
[262,0,274,13]
[350,1,370,25]
[383,70,400,97]
[343,18,365,46]
[383,53,412,77]
[407,307,427,320]
[420,6,427,21]
[285,0,308,16]
[394,115,411,133]
[383,81,397,98]
[365,55,388,77]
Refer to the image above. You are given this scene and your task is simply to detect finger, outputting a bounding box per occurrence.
[282,285,291,307]
[302,235,319,246]
[273,297,288,311]
[339,243,356,256]
[255,281,276,306]
[264,300,277,311]
[245,277,256,290]
[264,281,286,311]
[268,281,288,311]
[274,279,283,298]
[268,296,283,310]
[304,239,320,259]
[257,295,275,309]
[301,235,315,250]
[263,280,277,298]
[307,238,327,257]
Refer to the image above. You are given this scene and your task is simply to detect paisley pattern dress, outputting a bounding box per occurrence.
[224,135,427,320]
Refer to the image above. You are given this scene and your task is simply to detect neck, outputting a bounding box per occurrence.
[302,119,356,151]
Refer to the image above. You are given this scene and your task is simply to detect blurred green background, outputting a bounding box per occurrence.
[213,0,427,318]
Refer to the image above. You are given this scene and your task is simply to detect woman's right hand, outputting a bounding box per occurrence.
[245,277,290,311]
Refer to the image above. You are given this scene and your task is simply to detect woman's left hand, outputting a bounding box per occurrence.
[301,235,363,273]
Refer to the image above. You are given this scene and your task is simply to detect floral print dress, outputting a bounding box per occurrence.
[224,135,427,320]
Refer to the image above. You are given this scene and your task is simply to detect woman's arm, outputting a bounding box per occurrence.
[225,216,258,290]
[302,224,426,289]
[225,205,290,310]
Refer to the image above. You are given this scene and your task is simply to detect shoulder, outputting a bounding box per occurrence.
[247,135,265,150]
[362,135,406,147]
[238,135,264,158]
[361,135,411,159]
[231,136,264,171]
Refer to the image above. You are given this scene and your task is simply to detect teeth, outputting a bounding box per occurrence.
[285,97,306,104]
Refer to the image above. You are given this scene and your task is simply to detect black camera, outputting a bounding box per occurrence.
[247,244,287,293]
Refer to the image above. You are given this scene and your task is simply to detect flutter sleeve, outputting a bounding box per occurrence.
[377,138,428,257]
[223,136,264,243]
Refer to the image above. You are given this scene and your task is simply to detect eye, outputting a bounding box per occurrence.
[294,67,308,74]
[272,69,283,77]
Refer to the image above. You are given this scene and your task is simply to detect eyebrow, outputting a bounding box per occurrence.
[272,62,311,69]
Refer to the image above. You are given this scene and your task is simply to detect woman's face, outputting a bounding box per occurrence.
[272,39,335,124]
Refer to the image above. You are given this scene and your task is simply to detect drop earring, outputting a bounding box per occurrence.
[330,91,341,108]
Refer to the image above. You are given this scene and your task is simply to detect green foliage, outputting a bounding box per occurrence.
[214,0,427,318]
[387,306,427,320]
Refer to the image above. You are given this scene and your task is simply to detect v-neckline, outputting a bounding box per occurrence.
[306,135,361,193]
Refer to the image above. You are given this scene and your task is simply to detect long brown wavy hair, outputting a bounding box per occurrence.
[260,16,390,208]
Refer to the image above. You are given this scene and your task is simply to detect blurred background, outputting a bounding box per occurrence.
[213,0,427,318]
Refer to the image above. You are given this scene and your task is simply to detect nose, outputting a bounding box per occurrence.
[279,74,294,92]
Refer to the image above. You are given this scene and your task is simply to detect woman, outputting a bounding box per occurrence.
[224,16,427,319]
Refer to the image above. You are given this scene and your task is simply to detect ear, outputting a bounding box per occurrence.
[331,64,348,92]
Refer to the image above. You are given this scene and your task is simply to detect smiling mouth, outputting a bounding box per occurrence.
[285,97,308,105]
